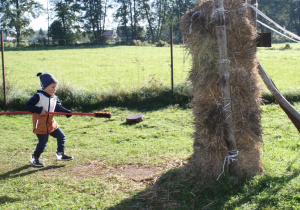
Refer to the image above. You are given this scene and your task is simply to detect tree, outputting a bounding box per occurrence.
[51,0,81,45]
[80,0,112,44]
[114,0,130,42]
[128,0,143,40]
[140,0,197,43]
[286,0,300,35]
[0,0,43,47]
[38,28,45,36]
[48,20,65,45]
[114,0,145,42]
[259,0,300,37]
[168,0,197,43]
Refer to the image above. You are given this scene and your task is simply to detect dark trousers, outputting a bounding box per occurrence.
[33,127,66,158]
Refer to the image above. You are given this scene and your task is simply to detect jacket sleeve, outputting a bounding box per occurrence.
[25,94,43,114]
[55,98,71,113]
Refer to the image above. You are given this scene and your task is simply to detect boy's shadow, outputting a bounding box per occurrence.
[0,165,65,180]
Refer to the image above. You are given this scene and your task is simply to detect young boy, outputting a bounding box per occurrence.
[26,72,73,167]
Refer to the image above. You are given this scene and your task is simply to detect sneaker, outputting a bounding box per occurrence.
[29,155,45,167]
[56,152,74,161]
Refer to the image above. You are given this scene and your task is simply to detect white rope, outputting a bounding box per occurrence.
[222,97,232,122]
[217,150,239,181]
[189,11,202,34]
[211,7,228,18]
[218,59,230,64]
[257,20,300,43]
[247,3,300,42]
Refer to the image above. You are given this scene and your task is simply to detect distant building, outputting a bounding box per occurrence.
[103,30,117,42]
[29,36,38,42]
[2,33,15,42]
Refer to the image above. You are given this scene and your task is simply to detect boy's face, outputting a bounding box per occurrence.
[44,82,58,96]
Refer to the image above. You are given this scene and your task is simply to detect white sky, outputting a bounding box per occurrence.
[30,0,117,31]
[30,0,49,30]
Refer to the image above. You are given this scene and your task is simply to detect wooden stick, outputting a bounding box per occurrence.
[0,111,112,118]
[258,61,300,132]
[214,0,238,183]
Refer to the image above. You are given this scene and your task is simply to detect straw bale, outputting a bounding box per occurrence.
[180,0,264,180]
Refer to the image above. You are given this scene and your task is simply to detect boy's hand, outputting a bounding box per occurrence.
[40,110,46,115]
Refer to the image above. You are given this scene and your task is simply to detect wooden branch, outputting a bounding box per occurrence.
[214,0,238,183]
[258,61,300,133]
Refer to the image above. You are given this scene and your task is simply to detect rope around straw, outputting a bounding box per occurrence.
[217,150,239,181]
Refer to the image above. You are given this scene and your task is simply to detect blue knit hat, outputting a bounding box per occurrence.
[37,72,58,89]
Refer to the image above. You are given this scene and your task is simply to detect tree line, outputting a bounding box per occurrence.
[0,0,197,46]
[0,0,299,47]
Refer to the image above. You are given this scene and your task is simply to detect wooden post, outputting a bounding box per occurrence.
[250,0,257,27]
[213,0,238,183]
[1,31,7,106]
[170,25,174,100]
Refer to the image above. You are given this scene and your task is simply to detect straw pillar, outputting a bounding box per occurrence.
[180,0,264,182]
[213,0,238,182]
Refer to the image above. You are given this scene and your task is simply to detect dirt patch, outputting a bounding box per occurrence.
[70,159,185,183]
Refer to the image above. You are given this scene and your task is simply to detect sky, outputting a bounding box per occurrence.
[30,0,117,31]
[30,0,49,31]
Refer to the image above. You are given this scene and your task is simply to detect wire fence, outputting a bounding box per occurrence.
[0,37,300,108]
[0,37,192,108]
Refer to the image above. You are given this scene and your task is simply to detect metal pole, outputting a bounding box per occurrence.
[170,25,174,100]
[1,31,7,106]
[47,0,50,45]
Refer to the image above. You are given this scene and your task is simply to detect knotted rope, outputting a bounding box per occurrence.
[217,150,239,181]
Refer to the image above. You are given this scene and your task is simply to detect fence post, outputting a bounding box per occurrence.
[170,25,174,100]
[213,0,238,183]
[1,31,7,106]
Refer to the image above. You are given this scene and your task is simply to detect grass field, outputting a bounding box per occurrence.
[2,45,188,93]
[1,44,299,93]
[0,44,300,209]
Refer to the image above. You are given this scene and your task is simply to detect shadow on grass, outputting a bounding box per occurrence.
[0,196,21,205]
[109,161,300,209]
[0,165,65,180]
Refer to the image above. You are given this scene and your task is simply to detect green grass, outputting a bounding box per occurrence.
[0,103,299,209]
[258,43,300,101]
[2,46,189,93]
[3,44,300,95]
[0,44,300,209]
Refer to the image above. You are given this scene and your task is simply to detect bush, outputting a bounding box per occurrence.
[282,43,292,50]
[3,42,16,48]
[133,40,150,46]
[133,39,142,46]
[155,40,169,47]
